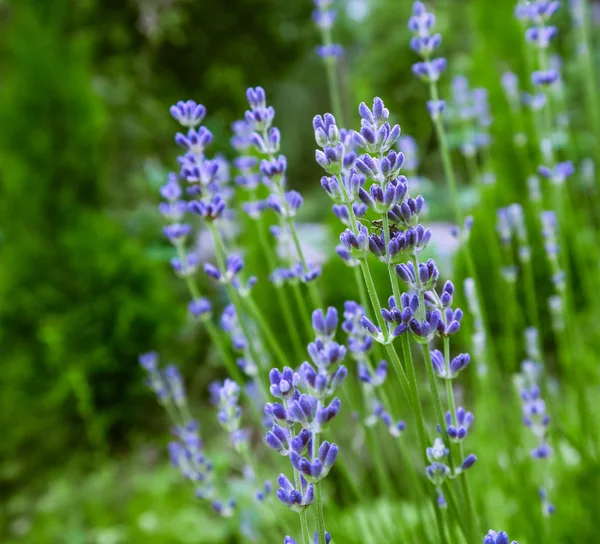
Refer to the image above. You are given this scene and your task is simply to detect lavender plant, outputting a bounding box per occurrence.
[129,1,600,543]
[265,307,346,544]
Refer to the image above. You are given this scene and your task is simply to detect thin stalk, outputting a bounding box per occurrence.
[261,125,323,312]
[286,217,323,310]
[299,511,311,544]
[421,345,446,442]
[429,81,460,222]
[398,337,427,452]
[312,427,327,544]
[443,337,477,541]
[175,242,241,381]
[352,266,371,320]
[359,260,387,333]
[366,424,394,497]
[435,504,450,544]
[244,296,289,368]
[576,5,600,194]
[521,255,541,330]
[253,209,304,358]
[292,282,315,340]
[207,224,269,397]
[321,27,344,125]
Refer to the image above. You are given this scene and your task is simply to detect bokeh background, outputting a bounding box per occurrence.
[2,0,599,542]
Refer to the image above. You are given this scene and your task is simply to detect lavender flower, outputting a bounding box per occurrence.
[373,401,406,437]
[517,359,555,514]
[170,100,206,128]
[139,351,169,401]
[538,161,575,185]
[265,306,345,525]
[214,379,251,453]
[484,530,518,544]
[342,301,374,358]
[409,2,446,82]
[276,473,315,512]
[446,407,474,442]
[312,0,343,59]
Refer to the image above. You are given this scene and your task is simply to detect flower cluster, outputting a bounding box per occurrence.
[517,358,555,515]
[540,210,565,293]
[448,75,493,160]
[312,0,343,59]
[240,87,321,285]
[220,304,263,377]
[173,101,229,219]
[484,530,518,544]
[169,421,214,500]
[409,2,446,83]
[517,0,561,87]
[408,1,447,118]
[213,379,251,454]
[140,353,234,511]
[343,301,405,436]
[265,307,345,531]
[424,437,477,507]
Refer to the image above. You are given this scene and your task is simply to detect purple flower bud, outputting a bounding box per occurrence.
[139,351,159,371]
[460,454,477,471]
[188,298,212,318]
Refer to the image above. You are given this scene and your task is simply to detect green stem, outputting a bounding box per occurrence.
[435,503,450,544]
[321,27,344,125]
[244,296,289,368]
[299,511,311,544]
[398,337,428,453]
[286,216,323,310]
[204,320,243,383]
[422,344,446,442]
[254,212,304,358]
[358,260,387,334]
[521,254,540,330]
[207,224,268,390]
[175,242,240,380]
[292,282,315,340]
[443,337,477,541]
[429,81,461,223]
[577,6,600,195]
[312,428,327,544]
[352,266,371,320]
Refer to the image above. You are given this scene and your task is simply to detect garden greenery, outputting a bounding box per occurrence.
[138,1,600,542]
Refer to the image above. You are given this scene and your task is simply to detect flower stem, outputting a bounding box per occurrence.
[443,337,478,541]
[244,295,289,369]
[174,242,241,381]
[253,209,305,358]
[428,81,460,223]
[312,426,327,544]
[286,216,323,310]
[321,27,344,126]
[207,224,269,394]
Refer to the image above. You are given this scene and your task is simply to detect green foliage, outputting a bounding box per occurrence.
[0,1,181,479]
[4,0,600,542]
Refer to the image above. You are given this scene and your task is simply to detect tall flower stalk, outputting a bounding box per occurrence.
[231,120,305,359]
[244,87,323,312]
[408,1,497,377]
[313,0,344,124]
[265,307,346,544]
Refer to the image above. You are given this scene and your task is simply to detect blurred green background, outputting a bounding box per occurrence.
[1,0,597,542]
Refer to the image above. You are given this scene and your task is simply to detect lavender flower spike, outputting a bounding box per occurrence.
[484,530,518,544]
[276,473,315,512]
